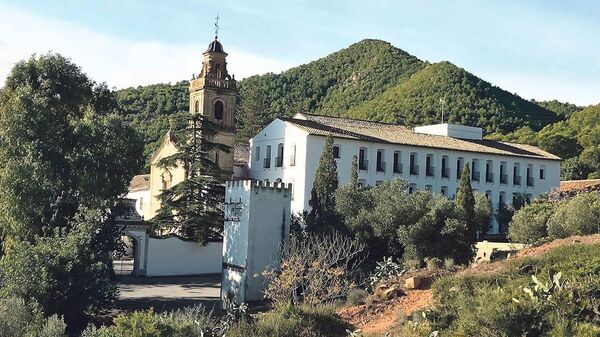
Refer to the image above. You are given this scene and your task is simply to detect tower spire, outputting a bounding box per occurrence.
[214,14,220,40]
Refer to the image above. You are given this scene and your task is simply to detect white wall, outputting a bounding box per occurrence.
[125,189,150,218]
[247,120,561,234]
[145,238,222,276]
[222,180,292,304]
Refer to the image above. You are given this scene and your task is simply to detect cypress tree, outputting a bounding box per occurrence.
[307,135,339,230]
[349,155,359,189]
[152,114,229,243]
[456,163,477,242]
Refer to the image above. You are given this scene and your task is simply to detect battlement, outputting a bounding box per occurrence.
[226,179,291,192]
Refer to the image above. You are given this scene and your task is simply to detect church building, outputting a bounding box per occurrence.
[145,37,238,220]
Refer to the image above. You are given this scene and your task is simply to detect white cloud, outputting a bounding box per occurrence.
[0,3,291,89]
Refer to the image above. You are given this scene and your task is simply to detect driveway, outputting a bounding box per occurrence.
[116,274,221,313]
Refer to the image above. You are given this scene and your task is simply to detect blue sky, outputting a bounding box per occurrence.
[1,0,599,105]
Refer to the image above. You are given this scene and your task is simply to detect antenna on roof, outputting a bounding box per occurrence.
[440,97,445,124]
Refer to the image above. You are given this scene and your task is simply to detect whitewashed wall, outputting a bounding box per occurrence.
[247,119,561,234]
[145,237,222,276]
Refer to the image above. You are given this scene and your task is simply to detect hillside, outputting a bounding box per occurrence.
[115,39,567,161]
[341,235,600,336]
[346,61,558,132]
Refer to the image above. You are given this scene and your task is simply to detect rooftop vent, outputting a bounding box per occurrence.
[414,123,482,140]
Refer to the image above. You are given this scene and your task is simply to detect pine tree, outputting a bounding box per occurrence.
[307,135,339,230]
[151,114,229,243]
[456,163,477,242]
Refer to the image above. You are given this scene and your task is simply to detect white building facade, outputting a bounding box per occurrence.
[248,113,561,234]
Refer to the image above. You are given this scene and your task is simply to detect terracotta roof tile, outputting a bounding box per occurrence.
[281,113,561,161]
[128,174,150,192]
[558,179,600,193]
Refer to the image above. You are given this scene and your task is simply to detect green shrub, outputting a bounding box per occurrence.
[424,257,442,271]
[346,288,368,306]
[227,305,351,337]
[0,297,66,337]
[424,243,600,336]
[368,257,405,289]
[509,201,556,244]
[547,193,600,239]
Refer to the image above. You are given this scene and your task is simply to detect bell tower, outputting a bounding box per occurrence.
[189,35,237,177]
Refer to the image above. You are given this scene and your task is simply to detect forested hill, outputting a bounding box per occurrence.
[115,39,565,161]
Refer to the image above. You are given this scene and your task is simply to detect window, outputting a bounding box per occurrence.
[441,156,449,178]
[441,186,448,196]
[527,164,534,186]
[539,166,545,180]
[499,191,506,205]
[214,101,224,120]
[214,151,220,167]
[408,183,417,194]
[290,143,296,166]
[276,143,284,167]
[359,148,368,171]
[333,145,340,159]
[456,157,464,179]
[425,184,433,192]
[264,145,271,168]
[358,179,366,188]
[486,160,494,183]
[376,149,385,172]
[194,100,199,113]
[393,151,402,174]
[485,190,492,200]
[513,163,521,185]
[139,196,144,211]
[471,159,480,181]
[426,154,435,177]
[161,171,172,190]
[376,180,383,186]
[215,63,222,78]
[255,147,261,162]
[500,161,507,184]
[410,152,419,175]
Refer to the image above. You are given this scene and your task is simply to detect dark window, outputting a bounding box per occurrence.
[359,148,368,170]
[194,100,199,113]
[333,145,340,159]
[426,155,434,177]
[214,101,224,120]
[376,150,385,172]
[539,168,545,180]
[393,152,402,174]
[276,143,284,167]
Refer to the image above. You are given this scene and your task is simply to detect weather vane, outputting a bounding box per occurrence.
[214,14,220,39]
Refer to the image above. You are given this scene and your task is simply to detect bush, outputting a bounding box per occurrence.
[368,257,405,289]
[547,193,600,239]
[424,257,442,271]
[509,201,556,244]
[82,305,217,337]
[264,232,366,307]
[421,243,600,336]
[227,305,351,337]
[0,297,66,337]
[0,209,118,330]
[346,288,368,306]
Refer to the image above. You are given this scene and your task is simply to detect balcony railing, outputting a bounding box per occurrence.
[275,156,283,168]
[426,166,435,177]
[486,172,494,183]
[472,171,480,182]
[442,167,450,178]
[500,174,508,184]
[513,175,521,185]
[263,157,271,169]
[393,163,403,174]
[376,161,386,172]
[359,159,369,171]
[527,176,535,187]
[410,165,419,176]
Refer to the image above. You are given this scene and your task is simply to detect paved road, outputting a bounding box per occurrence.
[116,274,221,313]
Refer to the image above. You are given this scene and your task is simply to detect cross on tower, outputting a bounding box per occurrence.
[214,14,220,39]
